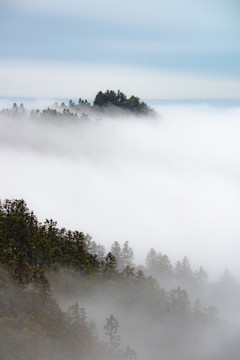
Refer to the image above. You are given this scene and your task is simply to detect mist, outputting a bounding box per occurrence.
[1,102,240,279]
[1,102,240,278]
[1,101,240,359]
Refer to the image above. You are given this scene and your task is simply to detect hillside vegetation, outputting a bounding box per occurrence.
[1,199,240,360]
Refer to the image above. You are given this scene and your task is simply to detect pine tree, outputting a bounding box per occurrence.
[111,241,122,270]
[121,241,134,270]
[104,314,121,351]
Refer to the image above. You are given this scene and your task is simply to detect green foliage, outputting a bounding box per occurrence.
[104,252,117,274]
[1,198,236,360]
[0,199,100,274]
[1,90,154,121]
[93,89,153,114]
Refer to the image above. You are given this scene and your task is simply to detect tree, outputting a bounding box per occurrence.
[121,241,134,270]
[124,346,137,360]
[146,249,172,279]
[146,248,157,273]
[68,303,87,329]
[12,103,18,112]
[104,314,121,351]
[104,252,117,274]
[194,266,208,285]
[0,199,39,268]
[175,256,193,284]
[157,253,172,277]
[12,252,32,285]
[93,91,107,106]
[32,267,52,300]
[111,241,122,270]
[117,90,127,103]
[85,233,105,261]
[169,286,189,313]
[93,89,153,114]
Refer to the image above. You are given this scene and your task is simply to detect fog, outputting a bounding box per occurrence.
[1,102,240,360]
[1,102,240,280]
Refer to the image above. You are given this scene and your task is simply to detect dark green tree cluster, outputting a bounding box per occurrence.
[0,199,139,359]
[93,89,152,114]
[0,199,100,274]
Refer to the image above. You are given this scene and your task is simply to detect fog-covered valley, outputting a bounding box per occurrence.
[1,100,240,278]
[1,99,240,359]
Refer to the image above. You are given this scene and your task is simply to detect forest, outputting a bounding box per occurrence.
[1,199,240,360]
[0,90,154,121]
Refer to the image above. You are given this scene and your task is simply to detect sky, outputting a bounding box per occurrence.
[0,0,240,99]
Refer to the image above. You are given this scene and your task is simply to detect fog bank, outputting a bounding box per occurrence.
[1,103,240,279]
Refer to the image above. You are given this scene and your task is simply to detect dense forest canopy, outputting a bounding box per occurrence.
[1,199,240,360]
[93,90,151,113]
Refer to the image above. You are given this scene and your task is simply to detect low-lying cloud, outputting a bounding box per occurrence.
[1,103,240,279]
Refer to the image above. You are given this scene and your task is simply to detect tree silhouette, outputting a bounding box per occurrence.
[104,314,121,351]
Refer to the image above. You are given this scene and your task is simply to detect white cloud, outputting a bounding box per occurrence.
[1,58,240,100]
[1,106,240,279]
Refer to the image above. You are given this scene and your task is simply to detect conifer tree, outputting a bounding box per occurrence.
[104,314,121,351]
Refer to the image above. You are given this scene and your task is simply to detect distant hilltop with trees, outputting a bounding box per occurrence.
[0,90,155,121]
[93,89,153,114]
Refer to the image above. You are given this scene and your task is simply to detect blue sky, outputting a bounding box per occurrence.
[1,0,240,99]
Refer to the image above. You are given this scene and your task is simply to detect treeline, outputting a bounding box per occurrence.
[0,199,137,360]
[1,199,240,360]
[0,90,154,121]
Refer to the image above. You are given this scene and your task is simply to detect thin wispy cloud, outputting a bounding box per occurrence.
[11,0,240,32]
[1,58,240,100]
[1,0,239,97]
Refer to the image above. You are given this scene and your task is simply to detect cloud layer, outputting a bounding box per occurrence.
[1,104,240,279]
[1,59,240,100]
[2,0,239,85]
[12,0,240,33]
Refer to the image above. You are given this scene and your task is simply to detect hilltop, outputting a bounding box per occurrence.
[0,90,155,121]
